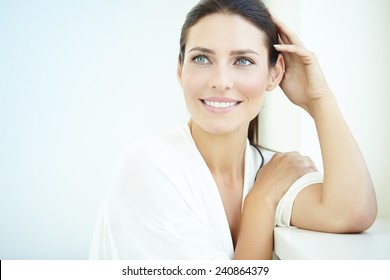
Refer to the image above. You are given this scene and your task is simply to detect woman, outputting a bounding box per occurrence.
[90,0,377,259]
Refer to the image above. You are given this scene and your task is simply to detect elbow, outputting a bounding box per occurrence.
[334,180,378,233]
[338,198,378,233]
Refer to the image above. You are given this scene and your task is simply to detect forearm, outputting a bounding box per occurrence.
[234,194,275,260]
[309,94,377,229]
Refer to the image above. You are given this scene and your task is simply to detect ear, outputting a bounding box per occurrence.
[266,54,285,91]
[177,55,183,85]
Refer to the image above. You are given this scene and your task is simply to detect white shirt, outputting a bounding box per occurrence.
[89,124,322,259]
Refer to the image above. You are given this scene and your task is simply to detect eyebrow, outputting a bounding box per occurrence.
[188,47,259,57]
[231,49,259,56]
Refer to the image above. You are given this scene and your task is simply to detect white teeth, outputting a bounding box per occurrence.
[204,100,238,108]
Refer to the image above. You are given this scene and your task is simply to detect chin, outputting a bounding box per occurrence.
[195,118,247,137]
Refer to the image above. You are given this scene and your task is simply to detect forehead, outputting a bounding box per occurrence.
[186,13,268,52]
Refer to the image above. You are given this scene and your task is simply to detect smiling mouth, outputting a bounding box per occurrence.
[201,99,241,109]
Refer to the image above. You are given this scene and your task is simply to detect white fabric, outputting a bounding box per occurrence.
[89,124,323,259]
[274,172,323,227]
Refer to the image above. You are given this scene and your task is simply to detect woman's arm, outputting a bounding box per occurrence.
[234,194,275,259]
[271,11,377,233]
[291,95,377,232]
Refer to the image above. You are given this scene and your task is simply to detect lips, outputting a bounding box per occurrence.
[200,97,242,112]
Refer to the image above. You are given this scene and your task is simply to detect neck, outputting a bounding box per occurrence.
[189,120,247,179]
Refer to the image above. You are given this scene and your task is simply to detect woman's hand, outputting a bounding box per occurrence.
[269,10,333,116]
[249,152,317,206]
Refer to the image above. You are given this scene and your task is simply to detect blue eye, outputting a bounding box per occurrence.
[193,55,209,64]
[235,57,253,66]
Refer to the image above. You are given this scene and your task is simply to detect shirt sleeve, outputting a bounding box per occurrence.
[275,171,324,227]
[89,200,121,259]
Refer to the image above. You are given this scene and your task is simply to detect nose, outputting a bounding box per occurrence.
[208,65,233,91]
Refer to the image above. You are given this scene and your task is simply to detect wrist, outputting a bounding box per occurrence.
[307,92,337,119]
[244,189,278,211]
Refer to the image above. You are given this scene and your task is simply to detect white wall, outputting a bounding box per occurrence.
[1,0,388,259]
[260,0,302,152]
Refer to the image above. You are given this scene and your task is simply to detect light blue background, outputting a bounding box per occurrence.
[0,0,195,259]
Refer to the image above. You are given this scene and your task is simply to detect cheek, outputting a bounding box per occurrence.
[181,67,209,97]
[236,70,269,100]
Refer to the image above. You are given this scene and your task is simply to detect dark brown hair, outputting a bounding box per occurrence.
[179,0,280,146]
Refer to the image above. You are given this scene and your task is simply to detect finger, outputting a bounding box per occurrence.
[268,9,298,44]
[268,9,304,47]
[267,8,291,44]
[273,44,313,61]
[274,20,292,45]
[278,32,290,46]
[302,156,318,171]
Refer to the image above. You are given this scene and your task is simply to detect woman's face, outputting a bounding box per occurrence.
[178,13,278,137]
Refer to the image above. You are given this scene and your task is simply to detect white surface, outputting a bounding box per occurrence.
[274,218,390,259]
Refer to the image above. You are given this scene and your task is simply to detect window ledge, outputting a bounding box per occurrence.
[274,218,390,259]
